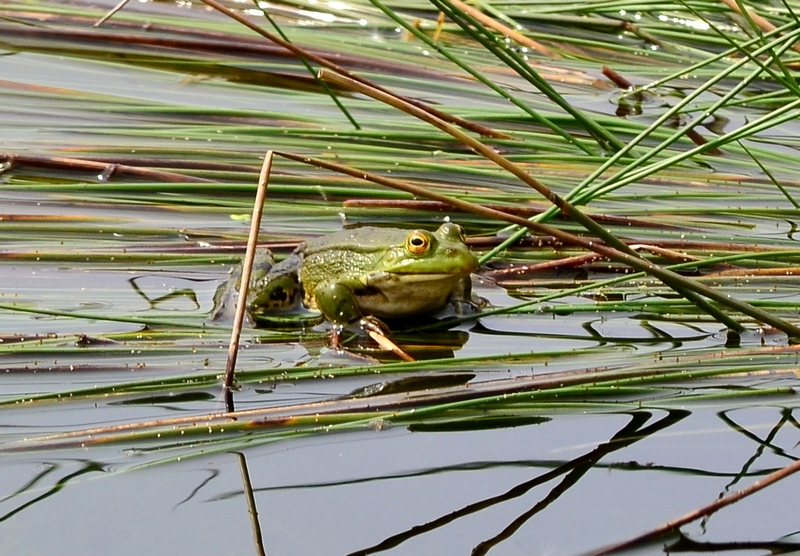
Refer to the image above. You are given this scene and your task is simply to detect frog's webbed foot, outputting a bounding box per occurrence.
[329,323,346,352]
[360,317,415,362]
[328,318,385,351]
[328,317,415,362]
[451,297,481,316]
[359,315,389,337]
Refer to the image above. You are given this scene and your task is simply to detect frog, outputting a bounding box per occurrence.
[246,223,479,340]
[211,248,276,324]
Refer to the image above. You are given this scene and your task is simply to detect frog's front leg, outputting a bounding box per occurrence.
[312,279,364,326]
[315,279,414,360]
[314,279,364,352]
[449,275,481,315]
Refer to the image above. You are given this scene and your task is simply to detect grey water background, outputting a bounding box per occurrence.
[1,1,800,554]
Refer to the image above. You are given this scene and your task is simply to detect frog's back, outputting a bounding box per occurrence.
[298,227,405,304]
[300,227,407,256]
[300,248,378,288]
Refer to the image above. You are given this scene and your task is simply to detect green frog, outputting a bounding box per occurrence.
[245,223,478,334]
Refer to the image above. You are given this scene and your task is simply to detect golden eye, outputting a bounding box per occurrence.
[406,231,430,255]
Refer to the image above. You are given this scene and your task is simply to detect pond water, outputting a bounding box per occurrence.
[1,400,798,555]
[2,1,800,555]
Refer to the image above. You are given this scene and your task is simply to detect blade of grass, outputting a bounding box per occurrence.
[199,0,509,139]
[366,0,592,154]
[252,2,360,130]
[9,346,798,454]
[448,0,556,57]
[432,0,627,153]
[222,150,273,411]
[586,455,800,555]
[738,141,800,209]
[317,68,636,255]
[486,24,800,261]
[312,71,753,333]
[276,150,800,338]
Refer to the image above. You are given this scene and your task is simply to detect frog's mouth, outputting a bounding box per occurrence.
[390,272,464,282]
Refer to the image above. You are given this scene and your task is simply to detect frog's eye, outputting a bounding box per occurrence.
[406,231,431,255]
[439,222,466,242]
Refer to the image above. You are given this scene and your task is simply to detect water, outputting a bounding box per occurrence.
[2,1,800,554]
[0,405,796,555]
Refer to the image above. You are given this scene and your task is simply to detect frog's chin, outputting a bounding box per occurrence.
[360,271,468,318]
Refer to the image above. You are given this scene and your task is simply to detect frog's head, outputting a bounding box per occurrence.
[379,223,478,277]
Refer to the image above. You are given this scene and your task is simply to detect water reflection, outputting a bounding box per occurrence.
[235,452,266,556]
[0,460,106,524]
[471,316,718,353]
[128,275,201,312]
[667,532,800,554]
[174,468,219,508]
[1,404,797,554]
[344,410,688,556]
[199,404,799,554]
[718,407,798,490]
